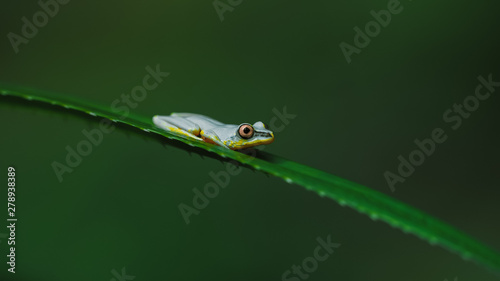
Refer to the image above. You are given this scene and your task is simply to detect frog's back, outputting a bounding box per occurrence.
[171,113,224,130]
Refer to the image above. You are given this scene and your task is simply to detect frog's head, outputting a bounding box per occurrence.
[225,121,274,150]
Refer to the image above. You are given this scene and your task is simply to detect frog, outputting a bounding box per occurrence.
[153,113,274,150]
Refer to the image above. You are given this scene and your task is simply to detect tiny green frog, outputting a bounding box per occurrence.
[153,113,274,150]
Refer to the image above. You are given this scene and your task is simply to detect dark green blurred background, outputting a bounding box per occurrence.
[1,0,499,280]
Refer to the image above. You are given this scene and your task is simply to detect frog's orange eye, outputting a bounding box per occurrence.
[238,124,254,139]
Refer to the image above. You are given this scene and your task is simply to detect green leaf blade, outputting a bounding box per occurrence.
[1,83,499,274]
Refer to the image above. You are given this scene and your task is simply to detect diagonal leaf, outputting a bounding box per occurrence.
[1,83,499,274]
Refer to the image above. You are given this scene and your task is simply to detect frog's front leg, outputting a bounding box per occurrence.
[153,115,202,140]
[200,129,229,148]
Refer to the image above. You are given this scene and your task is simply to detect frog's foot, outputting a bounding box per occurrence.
[153,115,202,141]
